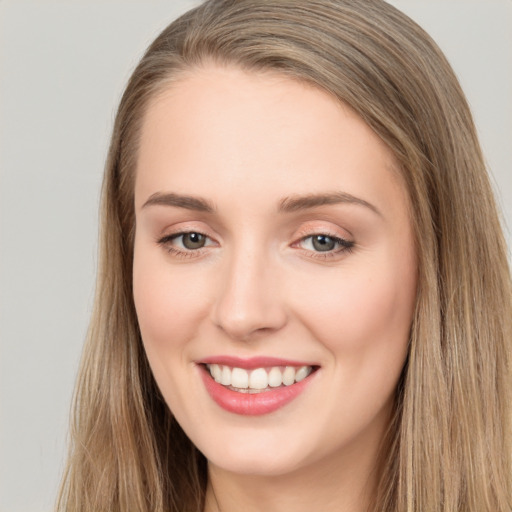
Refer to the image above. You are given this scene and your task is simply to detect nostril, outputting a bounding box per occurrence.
[211,297,288,341]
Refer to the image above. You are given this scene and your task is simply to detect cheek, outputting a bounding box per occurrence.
[291,253,416,366]
[298,261,416,428]
[132,246,215,415]
[132,246,209,357]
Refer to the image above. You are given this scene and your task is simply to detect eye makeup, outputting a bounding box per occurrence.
[156,228,355,262]
[294,233,355,260]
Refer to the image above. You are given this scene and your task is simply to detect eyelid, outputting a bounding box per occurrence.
[292,220,353,240]
[155,222,354,260]
[156,219,219,242]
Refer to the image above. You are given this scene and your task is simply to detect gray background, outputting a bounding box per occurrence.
[1,1,510,511]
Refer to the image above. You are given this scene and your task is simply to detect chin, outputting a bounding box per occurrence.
[206,446,309,477]
[191,418,341,480]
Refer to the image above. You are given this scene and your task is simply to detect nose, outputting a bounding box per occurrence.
[211,246,287,341]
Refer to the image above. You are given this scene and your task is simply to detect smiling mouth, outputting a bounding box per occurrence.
[204,363,318,393]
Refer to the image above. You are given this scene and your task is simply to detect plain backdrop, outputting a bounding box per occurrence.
[0,1,510,511]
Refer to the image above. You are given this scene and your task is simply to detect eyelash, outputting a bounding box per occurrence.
[295,233,355,260]
[157,232,214,259]
[156,231,355,260]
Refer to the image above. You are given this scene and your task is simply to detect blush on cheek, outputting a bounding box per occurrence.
[304,271,413,356]
[134,260,214,354]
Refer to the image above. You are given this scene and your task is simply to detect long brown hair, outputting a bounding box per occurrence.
[57,1,512,510]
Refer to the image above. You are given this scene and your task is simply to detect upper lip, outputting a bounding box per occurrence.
[197,355,318,369]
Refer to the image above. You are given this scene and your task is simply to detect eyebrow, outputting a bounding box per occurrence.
[278,192,381,216]
[141,190,381,216]
[142,192,215,212]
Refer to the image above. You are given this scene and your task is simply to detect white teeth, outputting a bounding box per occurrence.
[210,364,222,383]
[221,365,231,386]
[295,366,311,382]
[268,367,283,387]
[249,368,268,390]
[206,364,314,391]
[231,367,249,388]
[282,366,295,386]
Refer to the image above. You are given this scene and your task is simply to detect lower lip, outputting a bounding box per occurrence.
[199,365,316,416]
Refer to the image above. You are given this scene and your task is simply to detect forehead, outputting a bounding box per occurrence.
[134,64,406,216]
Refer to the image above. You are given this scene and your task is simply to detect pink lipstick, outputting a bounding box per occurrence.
[197,356,318,416]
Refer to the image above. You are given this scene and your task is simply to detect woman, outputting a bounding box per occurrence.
[57,1,512,511]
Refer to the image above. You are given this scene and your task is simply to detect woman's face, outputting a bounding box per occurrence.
[133,65,417,478]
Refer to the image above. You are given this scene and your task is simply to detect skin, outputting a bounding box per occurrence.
[133,65,418,512]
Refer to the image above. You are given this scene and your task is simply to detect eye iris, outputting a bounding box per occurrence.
[312,235,336,252]
[182,232,206,249]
